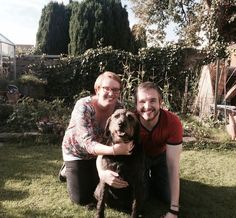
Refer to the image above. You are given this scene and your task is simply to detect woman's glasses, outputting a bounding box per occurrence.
[101,86,120,94]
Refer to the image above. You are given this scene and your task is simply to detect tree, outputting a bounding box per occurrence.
[131,24,147,54]
[130,0,236,57]
[36,2,70,55]
[68,0,133,56]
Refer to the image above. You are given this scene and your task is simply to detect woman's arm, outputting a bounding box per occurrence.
[93,141,134,156]
[70,99,133,156]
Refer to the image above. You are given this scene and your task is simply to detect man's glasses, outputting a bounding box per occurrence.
[101,86,120,94]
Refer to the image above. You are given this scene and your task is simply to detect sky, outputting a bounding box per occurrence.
[0,0,139,46]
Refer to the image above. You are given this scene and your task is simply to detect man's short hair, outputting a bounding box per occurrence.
[135,81,162,102]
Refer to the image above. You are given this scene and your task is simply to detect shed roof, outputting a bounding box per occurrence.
[0,33,15,46]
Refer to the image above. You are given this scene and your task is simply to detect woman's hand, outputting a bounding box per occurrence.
[112,141,134,155]
[100,169,129,188]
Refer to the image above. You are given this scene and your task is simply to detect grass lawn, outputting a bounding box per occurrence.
[0,140,236,218]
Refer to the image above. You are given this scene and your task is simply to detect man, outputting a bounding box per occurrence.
[98,81,183,217]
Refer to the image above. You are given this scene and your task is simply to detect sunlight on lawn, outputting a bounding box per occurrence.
[0,142,236,218]
[181,150,236,186]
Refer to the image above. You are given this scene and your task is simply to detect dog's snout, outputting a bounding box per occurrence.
[118,120,126,128]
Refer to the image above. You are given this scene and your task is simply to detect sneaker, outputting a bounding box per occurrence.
[58,163,66,182]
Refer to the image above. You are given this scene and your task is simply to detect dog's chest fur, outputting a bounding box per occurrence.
[101,148,142,183]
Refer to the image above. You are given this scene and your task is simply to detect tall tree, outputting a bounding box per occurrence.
[130,0,236,54]
[68,0,133,56]
[67,1,80,56]
[131,24,147,54]
[36,2,70,55]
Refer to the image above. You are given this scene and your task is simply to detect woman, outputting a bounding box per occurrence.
[61,71,133,206]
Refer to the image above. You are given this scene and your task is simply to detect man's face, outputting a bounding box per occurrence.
[136,88,162,122]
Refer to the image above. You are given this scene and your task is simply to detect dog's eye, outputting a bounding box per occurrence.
[114,114,120,119]
[127,114,134,121]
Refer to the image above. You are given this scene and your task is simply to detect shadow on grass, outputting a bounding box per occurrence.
[143,178,236,218]
[0,142,64,217]
[0,189,29,201]
[180,179,236,218]
[0,142,236,218]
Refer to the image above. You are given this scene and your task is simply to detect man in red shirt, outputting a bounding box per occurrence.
[135,81,182,218]
[98,81,183,218]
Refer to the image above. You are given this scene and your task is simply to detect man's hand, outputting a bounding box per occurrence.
[100,169,129,188]
[96,155,128,188]
[161,212,177,218]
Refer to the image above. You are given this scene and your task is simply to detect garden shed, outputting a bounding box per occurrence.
[0,33,16,80]
[194,49,236,119]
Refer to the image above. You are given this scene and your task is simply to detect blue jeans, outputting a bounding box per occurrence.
[144,152,170,204]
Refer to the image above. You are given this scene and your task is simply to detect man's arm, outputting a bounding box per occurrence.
[96,155,129,188]
[166,144,182,216]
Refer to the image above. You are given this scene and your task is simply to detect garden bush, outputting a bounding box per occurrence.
[25,46,200,111]
[0,78,9,91]
[17,73,47,99]
[0,104,13,123]
[5,97,70,134]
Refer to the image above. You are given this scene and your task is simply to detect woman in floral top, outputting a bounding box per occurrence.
[61,71,133,206]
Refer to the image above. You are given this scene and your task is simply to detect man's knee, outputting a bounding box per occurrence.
[157,188,170,204]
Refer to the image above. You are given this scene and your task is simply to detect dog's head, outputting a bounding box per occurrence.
[105,109,139,144]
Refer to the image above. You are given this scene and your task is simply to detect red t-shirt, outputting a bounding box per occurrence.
[138,109,183,156]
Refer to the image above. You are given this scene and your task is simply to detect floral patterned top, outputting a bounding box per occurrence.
[62,96,122,161]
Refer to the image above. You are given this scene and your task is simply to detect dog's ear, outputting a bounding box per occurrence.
[104,116,111,138]
[134,117,141,144]
[127,112,141,144]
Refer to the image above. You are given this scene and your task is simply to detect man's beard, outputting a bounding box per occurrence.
[141,108,160,121]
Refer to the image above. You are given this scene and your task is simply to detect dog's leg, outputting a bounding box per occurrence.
[95,182,108,218]
[131,197,138,218]
[131,180,144,218]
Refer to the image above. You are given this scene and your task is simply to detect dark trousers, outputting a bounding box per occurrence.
[65,159,99,205]
[144,152,170,204]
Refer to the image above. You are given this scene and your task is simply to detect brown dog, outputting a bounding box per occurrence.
[95,109,144,218]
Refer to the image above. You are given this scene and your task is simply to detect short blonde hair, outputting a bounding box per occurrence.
[94,71,121,92]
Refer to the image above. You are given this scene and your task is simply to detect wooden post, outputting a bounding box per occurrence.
[226,113,236,140]
[214,58,220,118]
[181,76,189,113]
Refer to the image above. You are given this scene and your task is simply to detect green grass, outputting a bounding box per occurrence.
[0,141,236,218]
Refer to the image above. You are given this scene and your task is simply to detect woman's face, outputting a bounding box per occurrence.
[96,77,121,108]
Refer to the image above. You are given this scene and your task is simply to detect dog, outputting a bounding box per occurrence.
[95,109,144,218]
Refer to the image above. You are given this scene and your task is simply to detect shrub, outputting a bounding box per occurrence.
[0,78,9,91]
[6,97,70,133]
[0,104,14,124]
[24,46,200,112]
[6,97,38,132]
[17,74,47,99]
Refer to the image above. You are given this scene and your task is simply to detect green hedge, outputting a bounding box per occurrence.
[25,46,200,111]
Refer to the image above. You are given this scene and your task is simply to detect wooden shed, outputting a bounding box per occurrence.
[194,54,236,118]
